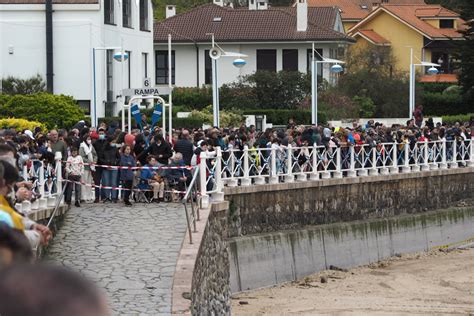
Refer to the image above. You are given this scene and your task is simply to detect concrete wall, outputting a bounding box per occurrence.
[225,168,474,237]
[191,202,232,315]
[229,205,474,292]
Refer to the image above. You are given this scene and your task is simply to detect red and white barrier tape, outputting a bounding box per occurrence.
[61,178,190,194]
[63,161,194,171]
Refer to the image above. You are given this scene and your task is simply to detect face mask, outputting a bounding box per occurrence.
[86,139,92,145]
[99,134,106,140]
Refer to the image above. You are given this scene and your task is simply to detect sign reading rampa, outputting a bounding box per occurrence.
[122,87,171,96]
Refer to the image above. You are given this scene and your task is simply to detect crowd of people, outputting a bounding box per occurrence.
[0,113,472,314]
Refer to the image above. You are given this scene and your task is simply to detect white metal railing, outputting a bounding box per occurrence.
[17,155,64,214]
[198,138,474,205]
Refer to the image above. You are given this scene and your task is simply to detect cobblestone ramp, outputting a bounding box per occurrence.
[45,203,187,315]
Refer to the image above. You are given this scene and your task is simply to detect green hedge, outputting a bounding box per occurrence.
[0,93,85,129]
[421,92,470,116]
[441,113,474,125]
[242,109,327,125]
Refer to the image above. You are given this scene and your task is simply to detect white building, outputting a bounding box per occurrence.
[153,0,354,88]
[0,0,154,121]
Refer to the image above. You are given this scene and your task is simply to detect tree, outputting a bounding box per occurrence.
[1,75,46,95]
[338,45,413,117]
[458,2,474,104]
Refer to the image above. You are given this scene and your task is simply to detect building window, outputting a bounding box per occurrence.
[155,50,175,84]
[140,0,149,31]
[142,53,148,78]
[123,0,132,28]
[440,19,454,29]
[77,100,91,115]
[104,0,114,25]
[106,50,115,116]
[307,48,323,78]
[282,49,298,72]
[204,49,212,84]
[256,49,276,72]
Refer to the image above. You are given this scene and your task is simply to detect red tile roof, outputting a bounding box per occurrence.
[349,4,464,40]
[419,74,458,83]
[305,0,426,21]
[355,29,390,45]
[154,4,355,43]
[0,0,97,3]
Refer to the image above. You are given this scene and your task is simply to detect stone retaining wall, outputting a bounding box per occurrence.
[190,202,231,315]
[224,168,474,237]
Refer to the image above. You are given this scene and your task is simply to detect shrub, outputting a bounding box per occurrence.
[0,118,46,132]
[353,95,376,118]
[421,91,468,116]
[441,113,474,125]
[172,87,212,110]
[1,75,46,95]
[189,105,244,127]
[0,93,85,129]
[242,109,327,125]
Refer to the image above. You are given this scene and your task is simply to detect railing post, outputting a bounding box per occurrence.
[55,153,63,205]
[199,151,209,209]
[212,147,224,201]
[429,141,439,170]
[439,139,448,169]
[227,149,238,187]
[309,143,319,181]
[390,143,398,174]
[22,164,29,183]
[333,147,343,178]
[296,146,308,182]
[369,146,378,176]
[241,145,251,186]
[421,140,430,171]
[268,147,278,184]
[38,161,48,210]
[449,139,458,169]
[402,143,410,173]
[347,145,356,177]
[468,137,474,167]
[285,144,294,183]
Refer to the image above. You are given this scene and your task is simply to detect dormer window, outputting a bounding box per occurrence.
[440,19,454,29]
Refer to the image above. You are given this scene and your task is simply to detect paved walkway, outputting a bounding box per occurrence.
[45,202,187,315]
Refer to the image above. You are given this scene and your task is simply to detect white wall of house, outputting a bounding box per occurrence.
[154,42,343,88]
[0,0,154,119]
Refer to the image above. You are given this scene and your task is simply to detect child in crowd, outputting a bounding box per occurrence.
[65,147,84,207]
[120,145,136,206]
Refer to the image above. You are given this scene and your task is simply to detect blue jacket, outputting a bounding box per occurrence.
[120,154,136,181]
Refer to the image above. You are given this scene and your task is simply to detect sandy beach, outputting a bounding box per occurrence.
[232,246,474,315]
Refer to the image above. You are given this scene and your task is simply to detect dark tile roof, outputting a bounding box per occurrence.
[154,4,354,43]
[0,0,97,4]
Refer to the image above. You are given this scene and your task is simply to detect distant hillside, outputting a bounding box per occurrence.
[425,0,462,12]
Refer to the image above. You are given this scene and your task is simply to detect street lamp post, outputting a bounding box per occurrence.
[207,33,247,128]
[409,48,440,118]
[310,42,344,125]
[92,45,127,127]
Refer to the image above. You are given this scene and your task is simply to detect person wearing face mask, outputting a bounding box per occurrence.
[93,128,108,203]
[101,135,120,203]
[137,134,172,175]
[79,135,97,203]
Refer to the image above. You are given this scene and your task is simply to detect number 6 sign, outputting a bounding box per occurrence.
[143,78,151,87]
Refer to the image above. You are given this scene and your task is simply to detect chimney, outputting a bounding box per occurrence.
[166,5,176,18]
[297,0,307,32]
[372,2,380,10]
